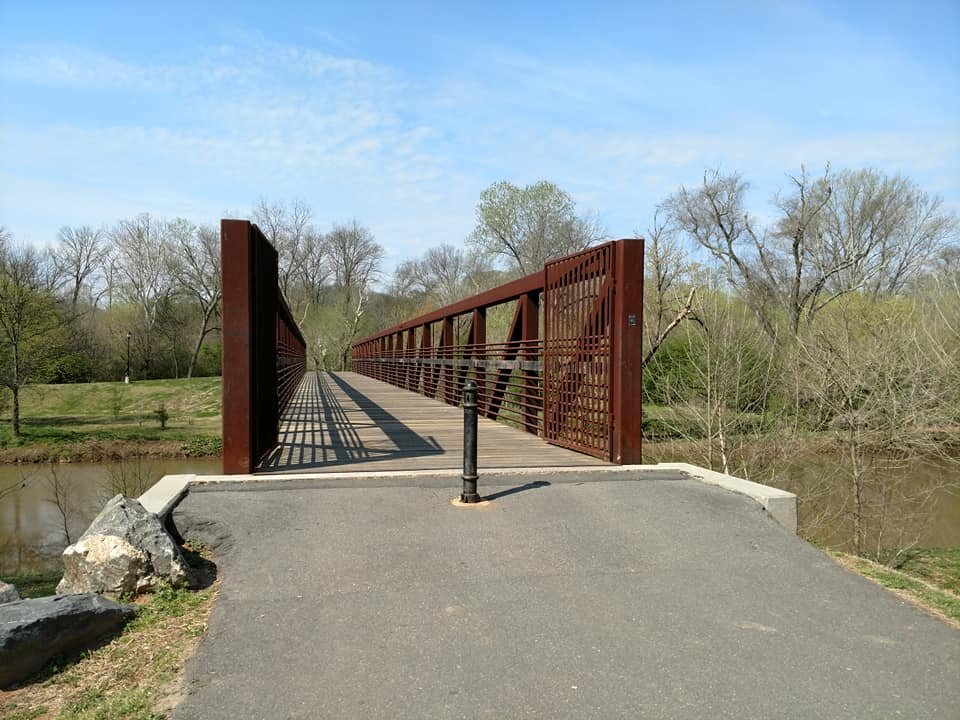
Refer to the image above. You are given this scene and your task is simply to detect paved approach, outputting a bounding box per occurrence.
[172,473,959,719]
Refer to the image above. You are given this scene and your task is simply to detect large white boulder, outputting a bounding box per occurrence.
[57,495,190,596]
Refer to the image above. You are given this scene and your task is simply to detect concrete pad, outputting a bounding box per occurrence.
[140,463,798,534]
[656,463,798,533]
[172,477,958,720]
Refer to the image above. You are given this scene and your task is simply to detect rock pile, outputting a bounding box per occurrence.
[57,495,190,596]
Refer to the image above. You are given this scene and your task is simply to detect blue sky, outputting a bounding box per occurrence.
[1,0,958,268]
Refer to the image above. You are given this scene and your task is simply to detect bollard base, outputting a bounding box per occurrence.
[460,491,481,504]
[451,496,491,508]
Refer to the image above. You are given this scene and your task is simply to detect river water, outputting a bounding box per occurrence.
[1,454,958,574]
[0,459,221,574]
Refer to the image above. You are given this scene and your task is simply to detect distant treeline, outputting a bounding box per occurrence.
[2,168,959,560]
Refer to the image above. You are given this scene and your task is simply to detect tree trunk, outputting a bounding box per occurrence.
[850,430,864,556]
[187,304,218,379]
[10,341,21,436]
[11,385,20,437]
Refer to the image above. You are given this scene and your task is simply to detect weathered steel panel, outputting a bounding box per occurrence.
[611,239,644,463]
[543,242,616,459]
[350,240,642,464]
[221,220,306,474]
[221,220,254,474]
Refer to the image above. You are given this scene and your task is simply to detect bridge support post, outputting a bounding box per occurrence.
[610,239,644,464]
[461,380,480,503]
[221,220,277,474]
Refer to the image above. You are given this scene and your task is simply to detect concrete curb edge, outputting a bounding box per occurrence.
[137,463,797,535]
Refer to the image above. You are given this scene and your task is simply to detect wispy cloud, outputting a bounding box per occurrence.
[0,24,957,265]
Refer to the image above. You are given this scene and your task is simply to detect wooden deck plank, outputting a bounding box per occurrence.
[258,371,610,473]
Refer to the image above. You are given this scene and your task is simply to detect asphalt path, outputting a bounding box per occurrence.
[171,473,959,719]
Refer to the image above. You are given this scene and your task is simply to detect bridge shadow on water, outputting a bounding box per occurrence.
[258,372,444,473]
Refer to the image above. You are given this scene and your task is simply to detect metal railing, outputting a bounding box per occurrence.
[352,240,644,463]
[221,220,307,473]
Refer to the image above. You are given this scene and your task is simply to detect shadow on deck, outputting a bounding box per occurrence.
[259,372,444,472]
[257,371,609,474]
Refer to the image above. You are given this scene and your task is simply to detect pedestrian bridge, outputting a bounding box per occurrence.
[258,371,609,474]
[219,219,644,475]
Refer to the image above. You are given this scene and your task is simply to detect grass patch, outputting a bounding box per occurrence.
[179,436,223,458]
[898,548,960,594]
[1,703,48,720]
[1,544,217,720]
[832,549,960,627]
[0,377,222,462]
[125,584,208,635]
[59,688,162,720]
[1,570,61,598]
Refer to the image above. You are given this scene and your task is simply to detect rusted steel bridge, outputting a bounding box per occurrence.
[220,219,643,474]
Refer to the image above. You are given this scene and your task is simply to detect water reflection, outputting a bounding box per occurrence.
[4,453,958,574]
[0,459,221,574]
[646,447,960,552]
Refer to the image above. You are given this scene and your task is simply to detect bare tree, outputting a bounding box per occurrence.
[796,298,957,562]
[324,220,384,369]
[251,198,315,297]
[167,222,222,377]
[299,230,330,303]
[44,464,75,545]
[112,213,174,376]
[664,167,830,338]
[665,167,958,339]
[406,243,492,308]
[100,455,159,500]
[468,180,605,275]
[927,246,960,349]
[818,169,958,299]
[328,220,383,290]
[50,225,109,309]
[640,212,700,364]
[0,241,63,435]
[648,289,779,476]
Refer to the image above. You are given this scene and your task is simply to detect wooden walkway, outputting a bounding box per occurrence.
[258,371,609,473]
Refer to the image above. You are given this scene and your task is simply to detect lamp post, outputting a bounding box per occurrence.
[125,331,132,384]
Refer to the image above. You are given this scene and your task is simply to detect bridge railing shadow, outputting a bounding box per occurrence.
[258,372,444,473]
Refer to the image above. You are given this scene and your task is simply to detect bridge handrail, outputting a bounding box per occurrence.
[353,269,544,346]
[351,240,644,464]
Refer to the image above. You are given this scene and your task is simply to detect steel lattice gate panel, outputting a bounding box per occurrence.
[352,238,642,465]
[542,243,616,458]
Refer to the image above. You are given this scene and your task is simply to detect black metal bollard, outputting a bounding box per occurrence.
[461,380,480,503]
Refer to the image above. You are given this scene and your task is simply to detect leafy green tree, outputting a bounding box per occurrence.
[0,241,64,436]
[468,180,605,275]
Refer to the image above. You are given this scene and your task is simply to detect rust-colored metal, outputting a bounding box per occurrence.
[355,269,544,344]
[543,243,616,459]
[611,239,644,463]
[277,292,307,418]
[221,220,306,474]
[351,239,644,464]
[221,220,254,474]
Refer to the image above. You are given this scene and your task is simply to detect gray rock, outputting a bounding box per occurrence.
[0,581,20,604]
[57,495,190,596]
[0,593,134,688]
